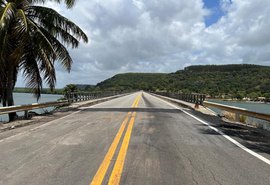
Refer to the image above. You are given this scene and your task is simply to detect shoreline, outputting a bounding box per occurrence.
[207,99,270,104]
[13,91,63,95]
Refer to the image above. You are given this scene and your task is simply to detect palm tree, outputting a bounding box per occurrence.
[0,0,88,121]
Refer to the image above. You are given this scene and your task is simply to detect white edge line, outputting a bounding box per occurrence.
[148,93,270,166]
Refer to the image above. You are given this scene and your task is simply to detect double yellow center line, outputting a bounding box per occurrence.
[90,93,141,185]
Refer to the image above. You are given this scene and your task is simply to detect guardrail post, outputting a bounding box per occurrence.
[235,113,240,122]
[69,93,72,102]
[24,110,29,119]
[203,95,206,104]
[68,93,70,102]
[70,93,73,102]
[66,93,68,102]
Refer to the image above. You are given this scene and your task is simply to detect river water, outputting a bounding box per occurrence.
[207,99,270,130]
[1,94,270,130]
[0,93,63,122]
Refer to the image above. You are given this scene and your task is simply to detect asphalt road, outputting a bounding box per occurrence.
[0,92,270,185]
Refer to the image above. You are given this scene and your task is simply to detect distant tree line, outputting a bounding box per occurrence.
[15,64,270,101]
[95,64,270,101]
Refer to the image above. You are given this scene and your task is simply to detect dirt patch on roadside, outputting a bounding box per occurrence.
[188,108,270,155]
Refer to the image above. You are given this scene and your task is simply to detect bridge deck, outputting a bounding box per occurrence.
[0,92,270,185]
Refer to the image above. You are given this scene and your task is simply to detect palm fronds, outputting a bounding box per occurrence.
[0,0,88,108]
[28,0,76,8]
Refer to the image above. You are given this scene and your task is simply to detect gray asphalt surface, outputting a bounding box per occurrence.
[0,92,270,185]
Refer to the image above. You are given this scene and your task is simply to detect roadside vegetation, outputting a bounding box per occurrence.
[0,0,88,121]
[222,111,247,123]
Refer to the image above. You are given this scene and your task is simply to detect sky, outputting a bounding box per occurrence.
[16,0,270,88]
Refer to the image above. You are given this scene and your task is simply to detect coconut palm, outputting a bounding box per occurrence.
[0,0,88,121]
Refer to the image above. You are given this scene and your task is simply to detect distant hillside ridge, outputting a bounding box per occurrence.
[97,73,168,91]
[95,64,270,99]
[181,64,267,73]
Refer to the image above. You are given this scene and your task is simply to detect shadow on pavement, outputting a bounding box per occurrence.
[80,107,183,114]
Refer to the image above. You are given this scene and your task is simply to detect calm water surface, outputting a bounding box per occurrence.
[207,99,270,114]
[207,99,270,130]
[0,93,63,122]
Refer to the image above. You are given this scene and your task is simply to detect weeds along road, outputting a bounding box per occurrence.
[0,92,270,185]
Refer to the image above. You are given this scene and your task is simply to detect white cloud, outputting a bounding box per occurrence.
[16,0,270,88]
[220,0,232,12]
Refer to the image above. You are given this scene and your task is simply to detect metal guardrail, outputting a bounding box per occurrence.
[154,92,206,105]
[152,91,270,123]
[0,91,130,120]
[66,91,122,103]
[0,100,69,118]
[204,101,270,122]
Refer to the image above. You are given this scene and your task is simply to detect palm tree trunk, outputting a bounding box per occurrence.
[7,91,16,122]
[6,65,17,122]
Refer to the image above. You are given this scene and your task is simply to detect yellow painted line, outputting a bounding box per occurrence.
[131,96,137,107]
[134,94,140,107]
[90,93,141,185]
[107,112,137,185]
[131,94,140,108]
[108,96,141,185]
[90,112,131,185]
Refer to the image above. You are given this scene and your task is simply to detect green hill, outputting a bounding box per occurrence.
[97,73,168,91]
[169,64,270,98]
[96,64,270,99]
